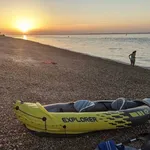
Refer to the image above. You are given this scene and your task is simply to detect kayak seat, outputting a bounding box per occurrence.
[74,100,95,112]
[111,98,126,110]
[111,98,141,110]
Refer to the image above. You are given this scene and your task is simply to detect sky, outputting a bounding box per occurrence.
[0,0,150,34]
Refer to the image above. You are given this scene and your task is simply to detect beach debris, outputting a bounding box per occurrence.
[43,60,57,64]
[95,133,150,150]
[95,139,138,150]
[95,140,117,150]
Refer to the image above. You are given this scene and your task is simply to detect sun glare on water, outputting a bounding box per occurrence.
[16,19,33,33]
[23,35,27,40]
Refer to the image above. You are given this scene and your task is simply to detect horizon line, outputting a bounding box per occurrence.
[2,31,150,36]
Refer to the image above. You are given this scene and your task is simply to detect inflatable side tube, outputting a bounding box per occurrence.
[120,105,150,126]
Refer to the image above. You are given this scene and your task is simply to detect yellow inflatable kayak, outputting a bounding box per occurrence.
[14,98,150,135]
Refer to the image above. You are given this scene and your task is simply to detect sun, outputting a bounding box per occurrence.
[16,19,33,33]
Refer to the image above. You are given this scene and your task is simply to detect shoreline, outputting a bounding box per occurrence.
[10,35,150,70]
[0,36,150,150]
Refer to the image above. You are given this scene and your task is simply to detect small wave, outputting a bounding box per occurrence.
[109,48,122,50]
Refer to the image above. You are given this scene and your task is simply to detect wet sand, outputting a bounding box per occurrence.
[0,36,150,150]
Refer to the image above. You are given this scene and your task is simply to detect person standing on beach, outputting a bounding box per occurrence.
[129,51,136,66]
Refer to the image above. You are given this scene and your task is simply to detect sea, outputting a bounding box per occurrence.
[11,34,150,69]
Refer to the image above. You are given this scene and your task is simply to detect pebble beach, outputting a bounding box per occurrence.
[0,36,150,150]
